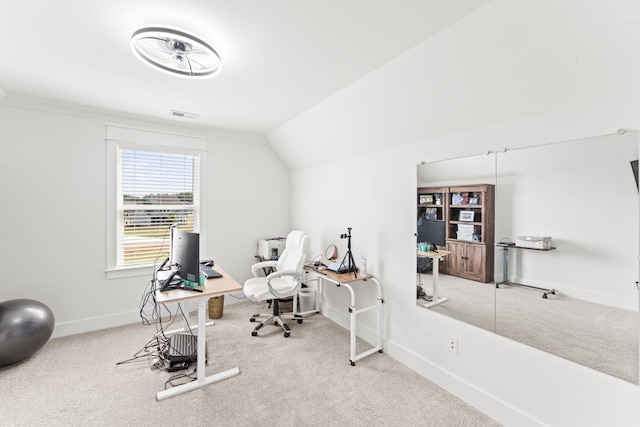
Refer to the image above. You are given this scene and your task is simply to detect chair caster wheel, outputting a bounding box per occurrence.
[250,318,256,322]
[251,331,258,337]
[284,332,290,338]
[297,319,303,324]
[350,361,356,366]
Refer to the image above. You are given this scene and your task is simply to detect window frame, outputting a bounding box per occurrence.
[105,125,208,279]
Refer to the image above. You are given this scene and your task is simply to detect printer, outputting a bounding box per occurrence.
[258,238,285,260]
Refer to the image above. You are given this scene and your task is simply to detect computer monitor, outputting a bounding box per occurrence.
[417,219,446,247]
[170,228,200,286]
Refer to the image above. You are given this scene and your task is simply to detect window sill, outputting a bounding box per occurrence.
[105,265,154,280]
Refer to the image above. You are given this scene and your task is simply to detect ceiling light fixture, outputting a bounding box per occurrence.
[130,26,221,78]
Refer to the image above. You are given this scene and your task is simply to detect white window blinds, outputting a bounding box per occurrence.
[117,147,200,266]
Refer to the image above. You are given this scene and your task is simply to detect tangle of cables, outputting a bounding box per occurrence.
[116,230,198,382]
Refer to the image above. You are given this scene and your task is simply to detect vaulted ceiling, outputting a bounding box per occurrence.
[0,0,489,135]
[4,1,639,171]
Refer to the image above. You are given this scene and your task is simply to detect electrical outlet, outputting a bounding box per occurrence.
[448,335,458,355]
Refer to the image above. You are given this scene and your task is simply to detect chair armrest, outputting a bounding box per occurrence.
[266,269,300,281]
[251,260,278,277]
[266,269,302,298]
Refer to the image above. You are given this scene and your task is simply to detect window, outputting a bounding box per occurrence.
[106,125,207,277]
[118,148,199,266]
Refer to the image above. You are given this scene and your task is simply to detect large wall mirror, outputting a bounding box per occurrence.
[417,132,639,383]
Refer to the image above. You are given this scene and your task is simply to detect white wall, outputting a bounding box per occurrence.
[0,100,290,337]
[288,112,640,427]
[277,1,640,425]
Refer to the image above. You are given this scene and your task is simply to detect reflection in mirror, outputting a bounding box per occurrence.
[416,154,497,332]
[495,133,639,383]
[416,133,639,383]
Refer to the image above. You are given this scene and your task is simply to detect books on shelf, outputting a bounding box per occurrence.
[419,194,433,204]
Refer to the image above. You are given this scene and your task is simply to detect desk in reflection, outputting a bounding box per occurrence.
[417,249,451,308]
[496,243,557,298]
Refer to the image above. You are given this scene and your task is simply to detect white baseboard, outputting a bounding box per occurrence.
[51,298,243,339]
[52,310,141,339]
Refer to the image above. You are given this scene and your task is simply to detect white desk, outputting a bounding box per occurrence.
[154,265,242,400]
[417,249,451,308]
[304,267,384,366]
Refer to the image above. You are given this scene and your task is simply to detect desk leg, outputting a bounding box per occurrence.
[296,274,321,317]
[495,247,556,298]
[156,299,240,400]
[422,256,448,308]
[344,279,384,366]
[196,301,206,382]
[496,247,509,287]
[316,276,323,312]
[341,283,357,365]
[433,258,440,301]
[372,278,384,358]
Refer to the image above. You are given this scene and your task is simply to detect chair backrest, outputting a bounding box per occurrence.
[276,230,310,273]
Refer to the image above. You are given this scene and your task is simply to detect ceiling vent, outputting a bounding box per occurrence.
[170,109,200,119]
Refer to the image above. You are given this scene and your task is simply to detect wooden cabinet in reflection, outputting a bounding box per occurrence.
[446,240,490,282]
[446,184,494,282]
[418,184,494,283]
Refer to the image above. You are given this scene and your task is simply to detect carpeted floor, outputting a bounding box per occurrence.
[0,300,501,427]
[418,272,639,383]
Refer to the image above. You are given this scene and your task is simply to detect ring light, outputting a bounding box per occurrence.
[324,244,338,261]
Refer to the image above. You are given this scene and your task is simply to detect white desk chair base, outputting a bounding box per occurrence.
[249,299,303,337]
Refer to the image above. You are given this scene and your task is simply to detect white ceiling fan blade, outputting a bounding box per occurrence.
[185,56,209,71]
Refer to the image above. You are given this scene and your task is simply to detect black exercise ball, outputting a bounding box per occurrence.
[0,299,55,367]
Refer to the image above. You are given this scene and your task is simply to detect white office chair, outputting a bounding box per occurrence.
[243,230,310,337]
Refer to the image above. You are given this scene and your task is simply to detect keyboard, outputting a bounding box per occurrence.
[200,266,222,279]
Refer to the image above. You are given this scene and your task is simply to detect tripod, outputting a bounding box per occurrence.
[339,228,358,278]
